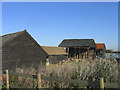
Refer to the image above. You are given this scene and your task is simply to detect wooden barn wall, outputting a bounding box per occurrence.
[67,47,96,60]
[2,33,47,71]
[89,48,95,60]
[48,55,67,64]
[96,49,106,58]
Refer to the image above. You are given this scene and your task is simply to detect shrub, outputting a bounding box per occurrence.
[9,59,118,88]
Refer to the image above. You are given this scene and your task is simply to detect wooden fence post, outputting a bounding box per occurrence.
[100,77,104,89]
[6,70,9,89]
[37,72,41,88]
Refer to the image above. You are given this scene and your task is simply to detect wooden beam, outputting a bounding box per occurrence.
[79,48,81,61]
[74,47,77,60]
[86,51,87,60]
[83,52,85,61]
[67,47,69,58]
[69,48,71,58]
[78,48,80,60]
[6,70,9,89]
[77,55,78,60]
[87,47,90,60]
[38,72,41,88]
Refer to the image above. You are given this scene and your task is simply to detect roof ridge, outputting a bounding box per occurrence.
[41,46,67,55]
[96,43,105,44]
[1,30,26,37]
[59,39,96,47]
[2,29,27,45]
[64,39,94,40]
[41,46,60,48]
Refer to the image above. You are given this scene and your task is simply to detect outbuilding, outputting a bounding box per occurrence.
[41,46,67,64]
[1,30,48,70]
[96,43,106,58]
[58,39,96,60]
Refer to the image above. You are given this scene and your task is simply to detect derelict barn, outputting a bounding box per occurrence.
[41,46,67,64]
[58,39,96,60]
[1,30,48,71]
[96,43,106,58]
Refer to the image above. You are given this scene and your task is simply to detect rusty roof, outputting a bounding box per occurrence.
[96,43,105,49]
[41,46,67,55]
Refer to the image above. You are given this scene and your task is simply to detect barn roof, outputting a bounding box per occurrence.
[96,43,105,49]
[1,30,26,45]
[1,30,48,55]
[41,46,67,55]
[58,39,96,48]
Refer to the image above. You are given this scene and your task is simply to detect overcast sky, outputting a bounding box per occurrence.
[2,2,118,51]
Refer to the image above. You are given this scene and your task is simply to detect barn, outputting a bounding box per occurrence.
[41,46,67,64]
[96,43,106,58]
[58,39,96,60]
[1,30,48,71]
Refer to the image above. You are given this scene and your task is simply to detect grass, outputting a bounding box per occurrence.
[7,59,118,88]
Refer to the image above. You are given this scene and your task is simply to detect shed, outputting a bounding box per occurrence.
[1,30,48,71]
[58,39,96,60]
[96,43,106,58]
[41,46,67,64]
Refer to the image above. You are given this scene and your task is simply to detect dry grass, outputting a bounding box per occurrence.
[9,59,118,88]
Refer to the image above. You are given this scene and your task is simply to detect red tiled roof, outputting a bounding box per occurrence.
[96,43,105,49]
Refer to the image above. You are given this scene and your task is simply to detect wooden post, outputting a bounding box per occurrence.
[67,47,69,58]
[78,48,79,60]
[69,47,71,59]
[94,48,96,60]
[100,77,104,89]
[74,47,76,60]
[83,52,85,61]
[77,55,78,60]
[73,47,75,60]
[6,70,9,89]
[79,48,81,61]
[85,51,86,60]
[86,51,88,60]
[37,72,41,88]
[87,47,90,60]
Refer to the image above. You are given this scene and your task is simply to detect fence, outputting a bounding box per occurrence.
[2,69,119,89]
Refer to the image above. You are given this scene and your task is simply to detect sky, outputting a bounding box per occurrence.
[2,2,118,51]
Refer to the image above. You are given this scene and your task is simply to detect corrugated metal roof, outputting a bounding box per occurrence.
[41,46,67,55]
[96,43,105,49]
[58,39,96,48]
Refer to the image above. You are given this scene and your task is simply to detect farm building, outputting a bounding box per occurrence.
[1,30,68,71]
[96,43,106,58]
[58,39,96,60]
[41,46,67,64]
[1,30,48,71]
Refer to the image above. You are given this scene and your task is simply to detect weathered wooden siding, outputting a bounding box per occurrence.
[96,49,106,58]
[89,48,96,60]
[48,55,67,64]
[2,32,47,71]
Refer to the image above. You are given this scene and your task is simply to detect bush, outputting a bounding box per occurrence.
[10,59,118,88]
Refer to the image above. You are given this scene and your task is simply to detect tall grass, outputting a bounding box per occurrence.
[10,59,118,88]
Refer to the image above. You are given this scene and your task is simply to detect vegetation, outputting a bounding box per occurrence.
[6,59,118,88]
[106,49,113,53]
